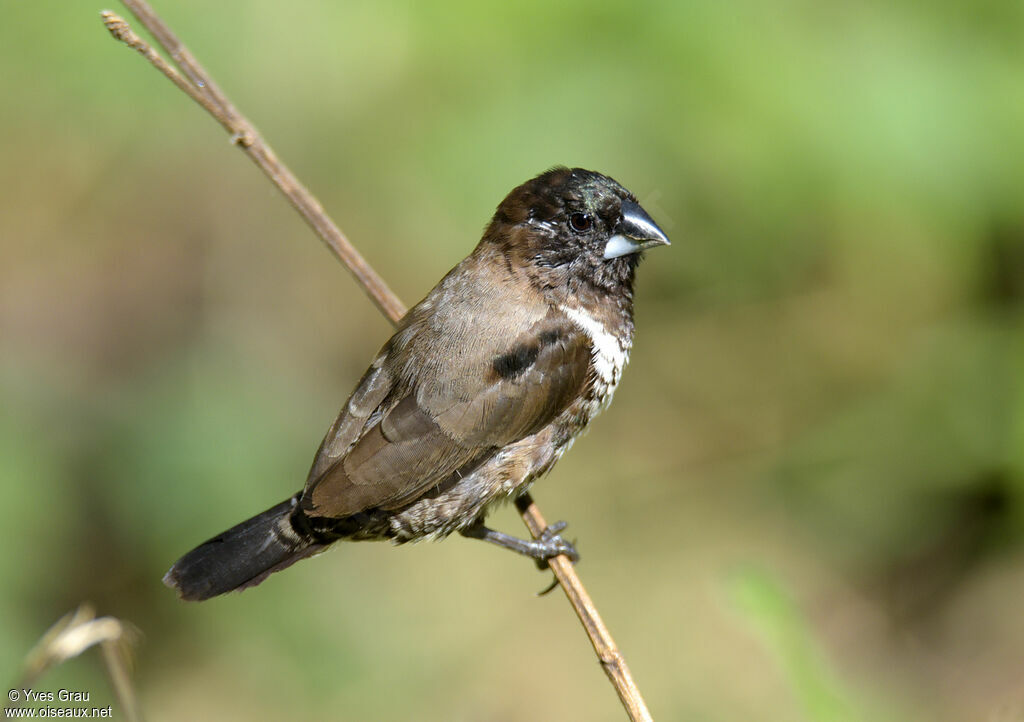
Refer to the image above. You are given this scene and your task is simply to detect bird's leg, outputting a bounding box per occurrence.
[460,520,579,570]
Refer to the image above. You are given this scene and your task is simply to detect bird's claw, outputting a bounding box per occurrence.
[536,576,560,596]
[533,521,580,571]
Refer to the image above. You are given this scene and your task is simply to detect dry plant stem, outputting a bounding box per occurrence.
[101,640,143,722]
[13,606,142,722]
[102,3,652,720]
[104,4,405,324]
[516,495,653,722]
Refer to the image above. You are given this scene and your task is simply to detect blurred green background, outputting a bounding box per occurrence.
[2,1,1023,720]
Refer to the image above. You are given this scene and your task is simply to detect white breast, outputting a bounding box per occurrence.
[560,305,631,414]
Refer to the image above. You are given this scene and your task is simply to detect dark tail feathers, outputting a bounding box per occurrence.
[163,494,326,601]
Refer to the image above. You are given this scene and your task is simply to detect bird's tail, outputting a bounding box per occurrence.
[163,493,326,601]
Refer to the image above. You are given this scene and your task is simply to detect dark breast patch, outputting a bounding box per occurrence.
[490,327,567,381]
[492,343,540,380]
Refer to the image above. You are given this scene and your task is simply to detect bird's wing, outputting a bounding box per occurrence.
[300,310,591,519]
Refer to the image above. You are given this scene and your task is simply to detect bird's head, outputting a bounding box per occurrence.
[484,167,669,296]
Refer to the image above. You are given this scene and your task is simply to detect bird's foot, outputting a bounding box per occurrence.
[460,520,580,570]
[532,521,579,570]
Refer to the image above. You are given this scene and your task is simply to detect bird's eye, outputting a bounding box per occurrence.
[569,212,593,233]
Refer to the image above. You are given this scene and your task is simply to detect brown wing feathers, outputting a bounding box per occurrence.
[430,322,590,446]
[299,315,591,522]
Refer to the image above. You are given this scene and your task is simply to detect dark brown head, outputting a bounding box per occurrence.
[483,167,669,298]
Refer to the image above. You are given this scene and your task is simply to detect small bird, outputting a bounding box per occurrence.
[164,167,669,601]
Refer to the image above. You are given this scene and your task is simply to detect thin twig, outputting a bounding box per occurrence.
[12,606,142,722]
[104,4,406,324]
[514,495,651,721]
[102,4,652,720]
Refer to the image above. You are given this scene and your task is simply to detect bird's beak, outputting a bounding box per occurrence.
[603,200,671,259]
